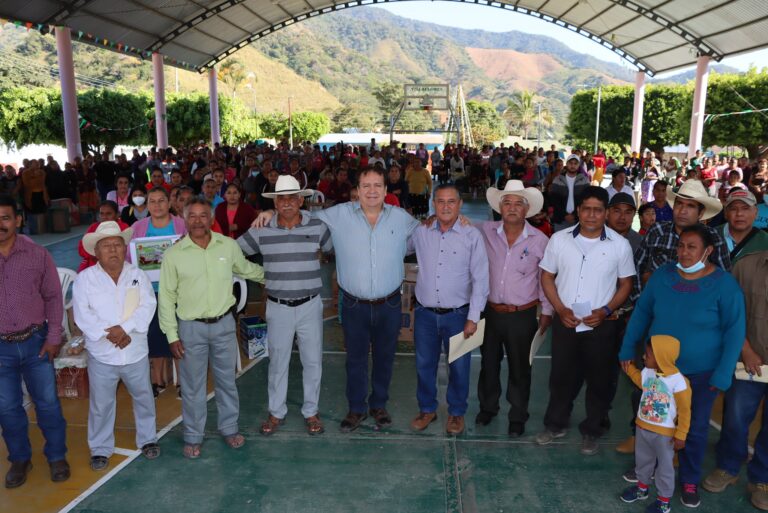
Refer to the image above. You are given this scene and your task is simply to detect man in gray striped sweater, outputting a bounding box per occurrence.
[237,176,333,436]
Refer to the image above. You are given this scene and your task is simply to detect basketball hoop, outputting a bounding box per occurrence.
[420,97,434,112]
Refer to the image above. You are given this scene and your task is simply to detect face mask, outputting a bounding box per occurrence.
[676,250,710,274]
[251,170,259,177]
[133,196,146,206]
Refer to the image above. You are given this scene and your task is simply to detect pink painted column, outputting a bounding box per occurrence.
[152,53,168,148]
[630,71,646,155]
[688,55,711,158]
[208,68,221,145]
[55,27,82,163]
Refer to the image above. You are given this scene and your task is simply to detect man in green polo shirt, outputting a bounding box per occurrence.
[159,197,264,459]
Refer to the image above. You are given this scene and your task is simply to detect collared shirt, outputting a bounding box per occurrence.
[408,220,489,322]
[73,263,156,365]
[237,211,332,299]
[0,235,62,345]
[539,224,636,309]
[606,184,635,200]
[732,251,768,361]
[158,232,265,342]
[315,202,419,300]
[652,202,674,223]
[479,221,553,315]
[624,229,643,255]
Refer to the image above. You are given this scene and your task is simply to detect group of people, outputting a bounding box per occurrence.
[1,138,768,513]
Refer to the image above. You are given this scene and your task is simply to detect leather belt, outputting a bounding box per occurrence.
[487,300,539,314]
[0,323,46,343]
[193,309,233,324]
[268,295,317,307]
[418,302,469,315]
[341,288,400,305]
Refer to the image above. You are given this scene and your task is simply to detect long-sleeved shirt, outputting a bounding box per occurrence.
[732,251,768,361]
[0,235,62,346]
[158,232,265,343]
[408,221,489,323]
[619,263,745,391]
[72,263,156,365]
[315,202,419,300]
[479,221,553,315]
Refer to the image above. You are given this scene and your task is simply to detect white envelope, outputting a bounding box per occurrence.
[529,328,549,365]
[448,319,486,364]
[735,362,768,383]
[572,301,593,332]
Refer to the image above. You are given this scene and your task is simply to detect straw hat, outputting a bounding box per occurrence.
[82,221,133,256]
[261,175,314,199]
[486,180,544,217]
[666,179,722,220]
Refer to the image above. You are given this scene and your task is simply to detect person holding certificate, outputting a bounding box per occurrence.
[407,184,489,436]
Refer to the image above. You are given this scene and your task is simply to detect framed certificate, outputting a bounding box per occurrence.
[129,235,181,281]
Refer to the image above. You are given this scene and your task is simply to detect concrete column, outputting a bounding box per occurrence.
[55,27,82,163]
[152,53,168,149]
[208,68,221,145]
[688,55,711,158]
[630,71,646,155]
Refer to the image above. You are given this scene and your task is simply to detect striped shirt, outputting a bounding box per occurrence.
[237,211,332,299]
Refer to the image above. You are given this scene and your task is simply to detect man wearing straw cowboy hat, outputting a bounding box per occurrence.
[475,180,553,437]
[73,221,159,472]
[237,175,333,436]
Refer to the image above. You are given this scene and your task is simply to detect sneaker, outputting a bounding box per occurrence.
[623,469,638,483]
[680,483,700,508]
[646,498,671,513]
[750,482,768,511]
[702,468,738,493]
[580,435,599,456]
[89,456,109,472]
[620,485,649,503]
[615,435,636,454]
[535,428,567,445]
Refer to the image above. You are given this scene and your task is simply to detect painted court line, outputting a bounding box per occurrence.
[57,357,263,513]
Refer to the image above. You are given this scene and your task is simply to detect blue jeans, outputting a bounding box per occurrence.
[0,329,67,462]
[716,379,768,483]
[341,291,402,413]
[678,371,718,485]
[414,305,471,416]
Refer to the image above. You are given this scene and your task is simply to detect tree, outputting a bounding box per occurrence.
[256,113,289,140]
[217,59,248,99]
[291,112,330,142]
[503,90,552,139]
[465,100,507,145]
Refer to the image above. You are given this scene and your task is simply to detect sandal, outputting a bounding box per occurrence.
[224,433,246,449]
[182,443,201,459]
[260,415,285,436]
[305,415,325,435]
[141,443,161,460]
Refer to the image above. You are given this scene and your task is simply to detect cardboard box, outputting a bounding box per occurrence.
[239,315,269,360]
[56,367,89,399]
[26,213,47,235]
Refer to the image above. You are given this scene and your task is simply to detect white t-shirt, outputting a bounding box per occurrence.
[575,233,599,255]
[637,368,688,430]
[565,175,577,213]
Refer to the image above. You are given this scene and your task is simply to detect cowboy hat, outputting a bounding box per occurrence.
[261,175,314,199]
[82,221,133,257]
[486,180,544,217]
[666,179,722,220]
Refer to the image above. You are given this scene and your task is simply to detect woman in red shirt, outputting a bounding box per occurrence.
[214,183,257,239]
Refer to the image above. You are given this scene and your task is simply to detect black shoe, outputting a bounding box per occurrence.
[680,483,701,508]
[475,411,496,426]
[600,415,612,432]
[152,384,160,398]
[340,412,367,433]
[508,422,525,438]
[369,408,392,428]
[90,456,109,472]
[49,459,70,482]
[5,460,32,489]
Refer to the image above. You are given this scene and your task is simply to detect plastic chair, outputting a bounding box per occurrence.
[309,191,325,212]
[57,267,77,342]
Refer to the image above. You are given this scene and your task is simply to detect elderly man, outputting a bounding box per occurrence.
[159,198,265,459]
[408,184,488,435]
[475,181,552,437]
[73,221,159,471]
[717,189,768,265]
[0,194,68,488]
[238,176,333,436]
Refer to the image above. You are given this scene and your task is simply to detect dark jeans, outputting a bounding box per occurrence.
[477,307,538,425]
[678,371,718,485]
[543,317,621,437]
[341,291,402,413]
[716,379,768,484]
[0,329,67,462]
[414,305,470,416]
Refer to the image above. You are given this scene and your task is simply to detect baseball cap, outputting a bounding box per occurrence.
[608,192,636,209]
[566,154,580,163]
[725,188,757,207]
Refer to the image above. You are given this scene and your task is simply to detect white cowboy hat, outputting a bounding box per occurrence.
[666,179,722,220]
[261,175,314,199]
[486,180,544,218]
[82,221,133,257]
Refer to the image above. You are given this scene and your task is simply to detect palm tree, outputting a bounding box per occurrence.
[503,90,552,140]
[217,59,247,99]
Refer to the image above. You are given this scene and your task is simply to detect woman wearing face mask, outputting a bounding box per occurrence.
[120,185,149,226]
[619,224,745,508]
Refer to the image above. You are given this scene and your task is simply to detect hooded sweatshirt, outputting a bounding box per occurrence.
[625,335,692,441]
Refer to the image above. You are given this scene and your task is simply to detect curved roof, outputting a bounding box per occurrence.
[2,0,767,76]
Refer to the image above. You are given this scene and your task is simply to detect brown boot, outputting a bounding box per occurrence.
[410,412,437,432]
[615,435,635,454]
[446,415,465,435]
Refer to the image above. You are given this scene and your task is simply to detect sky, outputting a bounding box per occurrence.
[376,2,768,78]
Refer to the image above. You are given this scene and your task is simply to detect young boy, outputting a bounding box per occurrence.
[620,335,692,513]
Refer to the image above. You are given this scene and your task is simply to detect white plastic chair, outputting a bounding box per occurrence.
[57,268,77,342]
[309,191,325,212]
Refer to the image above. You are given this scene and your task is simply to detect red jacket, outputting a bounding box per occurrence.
[215,202,258,239]
[77,220,130,272]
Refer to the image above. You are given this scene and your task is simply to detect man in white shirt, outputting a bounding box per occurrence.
[536,186,635,456]
[73,221,159,472]
[605,168,635,200]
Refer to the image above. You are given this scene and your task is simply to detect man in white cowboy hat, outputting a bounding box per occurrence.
[72,221,160,472]
[237,175,333,436]
[475,180,553,437]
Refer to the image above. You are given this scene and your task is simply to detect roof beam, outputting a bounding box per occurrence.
[122,0,232,48]
[42,0,98,25]
[578,3,617,29]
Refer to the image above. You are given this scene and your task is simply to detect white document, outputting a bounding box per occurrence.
[735,363,768,383]
[448,319,485,364]
[529,328,549,365]
[572,301,593,333]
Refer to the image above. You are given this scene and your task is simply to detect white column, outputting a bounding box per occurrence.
[152,53,168,149]
[208,68,221,145]
[688,55,711,158]
[55,27,82,163]
[631,71,646,155]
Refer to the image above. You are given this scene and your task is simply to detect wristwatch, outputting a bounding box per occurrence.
[602,305,613,317]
